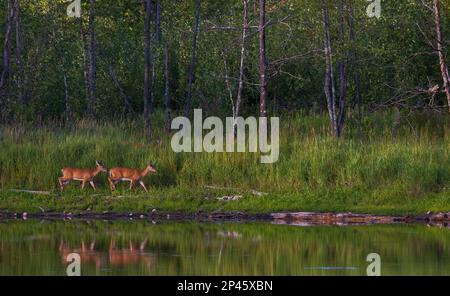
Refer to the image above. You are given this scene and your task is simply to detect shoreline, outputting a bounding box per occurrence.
[1,210,449,226]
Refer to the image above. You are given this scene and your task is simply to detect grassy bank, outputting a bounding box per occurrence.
[1,111,450,215]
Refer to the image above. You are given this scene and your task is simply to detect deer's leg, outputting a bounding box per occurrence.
[129,180,134,190]
[89,180,96,190]
[81,180,86,189]
[139,181,148,193]
[129,240,134,251]
[108,177,116,191]
[58,178,68,191]
[58,178,64,191]
[109,238,116,252]
[140,237,148,252]
[90,240,96,251]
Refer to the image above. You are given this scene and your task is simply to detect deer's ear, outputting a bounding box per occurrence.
[95,160,100,165]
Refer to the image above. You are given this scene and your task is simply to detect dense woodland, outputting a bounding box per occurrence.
[0,0,449,137]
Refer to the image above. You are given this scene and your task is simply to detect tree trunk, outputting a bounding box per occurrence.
[235,0,249,121]
[88,0,97,115]
[148,0,160,137]
[0,0,15,99]
[336,0,347,137]
[321,0,337,136]
[50,2,70,124]
[106,62,135,115]
[80,16,89,106]
[258,0,268,117]
[432,0,450,112]
[222,51,234,116]
[184,0,201,116]
[23,37,42,106]
[143,0,151,133]
[164,44,171,132]
[63,70,70,123]
[14,0,25,103]
[348,0,363,132]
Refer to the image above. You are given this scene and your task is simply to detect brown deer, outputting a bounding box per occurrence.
[108,238,154,267]
[59,239,105,270]
[108,163,157,192]
[59,238,154,270]
[58,160,107,191]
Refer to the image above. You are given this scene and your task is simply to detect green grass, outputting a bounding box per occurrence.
[1,111,450,215]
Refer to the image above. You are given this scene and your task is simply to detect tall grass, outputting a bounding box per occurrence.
[0,111,449,214]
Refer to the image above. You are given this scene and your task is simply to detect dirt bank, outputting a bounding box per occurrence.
[1,210,449,226]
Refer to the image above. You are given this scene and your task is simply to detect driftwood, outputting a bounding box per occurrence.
[216,195,242,201]
[271,211,450,226]
[204,185,267,196]
[8,189,51,195]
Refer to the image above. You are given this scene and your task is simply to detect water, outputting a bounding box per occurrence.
[0,220,449,276]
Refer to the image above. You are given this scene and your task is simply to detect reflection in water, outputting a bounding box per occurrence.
[58,238,154,271]
[0,220,449,275]
[59,240,103,270]
[108,238,154,268]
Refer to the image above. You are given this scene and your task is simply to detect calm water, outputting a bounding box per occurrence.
[0,220,449,276]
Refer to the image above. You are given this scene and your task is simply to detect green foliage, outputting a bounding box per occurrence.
[0,0,448,120]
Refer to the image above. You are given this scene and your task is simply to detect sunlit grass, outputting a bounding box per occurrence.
[0,110,449,215]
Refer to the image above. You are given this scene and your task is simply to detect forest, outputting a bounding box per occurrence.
[0,0,447,126]
[0,0,449,215]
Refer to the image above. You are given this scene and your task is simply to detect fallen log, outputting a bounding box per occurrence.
[8,189,51,195]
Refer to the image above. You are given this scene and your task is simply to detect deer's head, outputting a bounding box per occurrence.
[146,163,157,173]
[95,160,108,173]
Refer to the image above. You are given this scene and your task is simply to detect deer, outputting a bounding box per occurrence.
[59,239,105,270]
[59,238,154,270]
[58,160,107,191]
[108,163,157,192]
[108,238,154,268]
